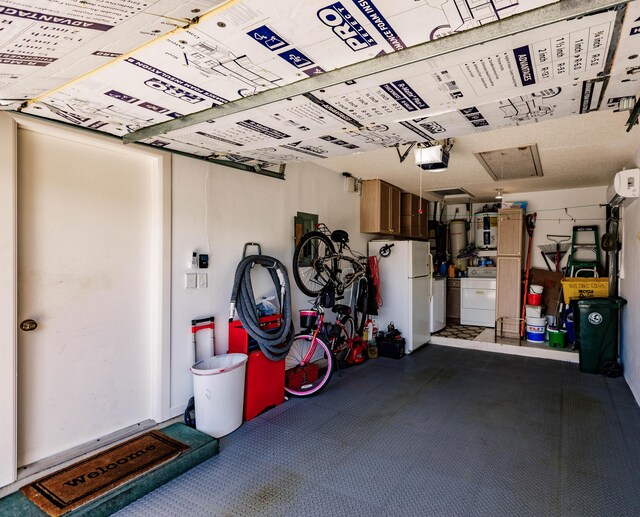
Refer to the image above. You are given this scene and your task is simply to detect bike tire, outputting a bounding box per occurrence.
[284,334,334,397]
[341,316,355,340]
[292,231,337,297]
[353,277,369,336]
[332,316,355,363]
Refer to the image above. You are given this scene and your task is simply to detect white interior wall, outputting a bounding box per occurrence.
[502,187,607,271]
[620,165,640,404]
[169,156,364,413]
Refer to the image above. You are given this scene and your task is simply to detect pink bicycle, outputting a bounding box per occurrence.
[284,299,356,397]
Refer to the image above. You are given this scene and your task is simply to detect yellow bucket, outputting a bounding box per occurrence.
[560,278,609,304]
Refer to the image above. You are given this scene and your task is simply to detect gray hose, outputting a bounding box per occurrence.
[229,255,293,361]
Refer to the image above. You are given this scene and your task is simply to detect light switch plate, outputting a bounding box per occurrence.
[197,273,208,288]
[185,273,197,289]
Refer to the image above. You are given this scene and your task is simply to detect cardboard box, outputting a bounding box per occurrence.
[529,269,564,314]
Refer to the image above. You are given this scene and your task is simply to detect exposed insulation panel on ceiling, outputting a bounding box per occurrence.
[1,0,638,166]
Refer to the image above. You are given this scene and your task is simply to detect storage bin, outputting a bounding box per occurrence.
[526,324,546,343]
[376,335,406,359]
[526,305,544,318]
[502,201,527,211]
[565,313,575,345]
[548,327,566,348]
[228,316,285,421]
[191,354,248,438]
[526,316,547,326]
[561,278,609,304]
[527,293,542,305]
[299,310,318,329]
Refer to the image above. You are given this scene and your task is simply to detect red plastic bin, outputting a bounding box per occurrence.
[228,315,285,421]
[527,293,542,305]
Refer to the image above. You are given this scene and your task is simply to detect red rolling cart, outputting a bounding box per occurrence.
[228,314,285,421]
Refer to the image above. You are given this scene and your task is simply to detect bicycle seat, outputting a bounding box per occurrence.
[332,304,352,316]
[330,229,349,245]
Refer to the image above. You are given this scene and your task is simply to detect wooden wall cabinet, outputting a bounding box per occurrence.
[497,208,524,256]
[495,208,524,337]
[400,193,429,239]
[446,278,461,324]
[360,179,402,235]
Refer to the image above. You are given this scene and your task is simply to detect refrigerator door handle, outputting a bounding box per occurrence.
[428,254,434,302]
[429,275,433,303]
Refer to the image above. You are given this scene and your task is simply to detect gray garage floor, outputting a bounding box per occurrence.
[115,344,640,516]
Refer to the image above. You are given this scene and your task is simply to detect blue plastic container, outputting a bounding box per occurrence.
[526,323,546,343]
[565,313,575,344]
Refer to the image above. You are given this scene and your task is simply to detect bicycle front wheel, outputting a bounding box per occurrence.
[292,231,336,296]
[353,277,369,336]
[284,334,334,397]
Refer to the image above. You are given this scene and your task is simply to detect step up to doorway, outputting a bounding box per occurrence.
[0,423,218,517]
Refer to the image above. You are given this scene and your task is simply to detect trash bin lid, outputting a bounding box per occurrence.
[191,353,248,376]
[573,296,627,308]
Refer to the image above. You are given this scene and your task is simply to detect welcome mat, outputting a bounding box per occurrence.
[20,430,189,517]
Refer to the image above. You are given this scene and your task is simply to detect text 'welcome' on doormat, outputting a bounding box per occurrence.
[21,430,189,517]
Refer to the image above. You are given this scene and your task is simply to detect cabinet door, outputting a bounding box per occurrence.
[496,256,522,337]
[379,180,392,233]
[497,208,523,256]
[388,183,402,235]
[360,179,403,235]
[446,284,460,323]
[401,193,418,238]
[360,179,381,233]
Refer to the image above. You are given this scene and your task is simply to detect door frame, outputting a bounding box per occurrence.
[0,114,172,488]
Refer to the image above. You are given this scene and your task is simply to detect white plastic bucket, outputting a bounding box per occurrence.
[529,284,543,294]
[526,316,547,326]
[191,353,248,438]
[526,324,546,343]
[525,305,544,318]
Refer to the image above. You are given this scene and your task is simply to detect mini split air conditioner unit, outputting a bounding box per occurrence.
[607,168,639,207]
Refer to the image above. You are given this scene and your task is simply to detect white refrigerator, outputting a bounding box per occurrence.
[368,240,432,354]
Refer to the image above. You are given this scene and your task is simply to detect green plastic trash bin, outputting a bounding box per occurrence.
[572,297,626,374]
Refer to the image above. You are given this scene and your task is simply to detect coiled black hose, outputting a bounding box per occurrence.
[229,255,294,361]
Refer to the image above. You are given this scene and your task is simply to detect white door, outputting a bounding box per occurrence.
[17,128,156,467]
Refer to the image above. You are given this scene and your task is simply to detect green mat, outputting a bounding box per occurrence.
[0,423,218,517]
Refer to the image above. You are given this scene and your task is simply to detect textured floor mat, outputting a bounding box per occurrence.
[432,324,486,340]
[112,345,640,517]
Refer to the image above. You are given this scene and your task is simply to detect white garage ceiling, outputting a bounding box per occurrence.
[1,0,639,186]
[322,109,640,199]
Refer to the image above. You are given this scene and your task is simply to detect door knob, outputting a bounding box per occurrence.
[20,319,38,331]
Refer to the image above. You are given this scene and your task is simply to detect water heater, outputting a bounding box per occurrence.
[474,212,498,249]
